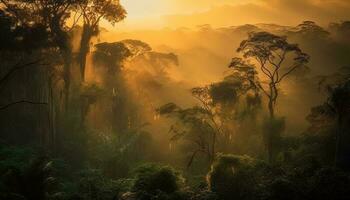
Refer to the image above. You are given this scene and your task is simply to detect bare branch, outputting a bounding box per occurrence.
[255,57,273,79]
[68,11,83,31]
[0,60,43,91]
[0,100,48,111]
[277,64,300,83]
[257,82,271,98]
[266,50,287,83]
[187,149,202,168]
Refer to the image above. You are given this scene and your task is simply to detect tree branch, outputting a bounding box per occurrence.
[277,64,300,83]
[256,57,273,79]
[257,82,271,98]
[0,60,43,91]
[187,149,203,168]
[0,100,47,111]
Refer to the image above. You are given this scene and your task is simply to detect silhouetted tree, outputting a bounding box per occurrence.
[296,21,330,39]
[78,0,126,81]
[157,101,218,167]
[158,66,260,167]
[326,81,350,168]
[231,32,310,161]
[1,0,83,111]
[92,42,133,133]
[329,21,350,43]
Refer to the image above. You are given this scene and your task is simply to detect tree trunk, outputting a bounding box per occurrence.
[266,84,279,162]
[268,98,275,119]
[50,16,72,112]
[79,24,93,82]
[63,53,71,112]
[78,25,95,130]
[335,110,350,169]
[211,131,217,164]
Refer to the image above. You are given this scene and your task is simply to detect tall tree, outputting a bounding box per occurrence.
[91,42,132,133]
[230,32,309,161]
[306,75,350,168]
[326,81,350,168]
[1,0,82,111]
[232,32,309,118]
[78,0,126,81]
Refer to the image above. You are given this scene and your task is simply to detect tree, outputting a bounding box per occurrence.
[230,32,310,161]
[132,164,184,197]
[91,40,179,134]
[0,60,48,111]
[207,154,263,200]
[329,21,350,42]
[89,42,132,132]
[157,67,260,167]
[326,81,350,168]
[296,21,330,39]
[311,67,350,167]
[1,0,83,111]
[78,0,126,81]
[157,100,219,167]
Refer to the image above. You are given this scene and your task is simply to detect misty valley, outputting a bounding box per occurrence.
[0,1,350,200]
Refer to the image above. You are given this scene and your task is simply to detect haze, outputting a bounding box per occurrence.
[117,0,350,30]
[1,1,350,199]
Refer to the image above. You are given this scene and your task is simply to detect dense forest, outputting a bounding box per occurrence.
[0,1,350,200]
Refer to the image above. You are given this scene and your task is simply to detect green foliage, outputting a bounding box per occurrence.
[308,167,350,200]
[86,129,154,179]
[0,145,37,172]
[190,190,218,200]
[205,153,350,200]
[69,169,131,200]
[207,154,265,200]
[131,164,186,200]
[0,148,61,200]
[2,2,350,199]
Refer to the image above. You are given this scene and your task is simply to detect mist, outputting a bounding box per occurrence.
[1,1,350,200]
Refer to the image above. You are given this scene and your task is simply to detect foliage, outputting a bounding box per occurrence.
[79,0,126,27]
[0,145,37,172]
[207,154,264,200]
[2,2,350,199]
[70,169,131,200]
[296,21,330,39]
[132,163,186,200]
[93,42,132,71]
[78,0,126,79]
[121,39,153,57]
[86,129,154,179]
[0,146,61,200]
[157,61,262,167]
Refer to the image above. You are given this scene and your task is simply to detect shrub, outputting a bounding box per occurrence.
[71,169,132,200]
[132,164,186,200]
[207,154,263,200]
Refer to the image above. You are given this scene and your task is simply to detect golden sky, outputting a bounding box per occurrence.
[115,0,350,30]
[120,0,242,18]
